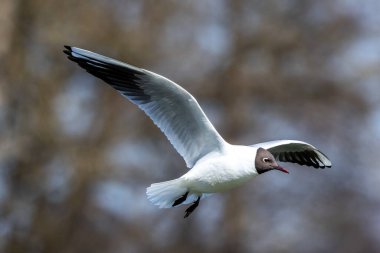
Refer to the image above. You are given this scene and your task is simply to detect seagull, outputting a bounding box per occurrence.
[63,46,332,218]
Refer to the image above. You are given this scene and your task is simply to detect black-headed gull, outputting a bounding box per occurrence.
[63,46,332,218]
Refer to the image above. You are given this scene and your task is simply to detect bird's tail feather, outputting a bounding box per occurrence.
[146,178,189,208]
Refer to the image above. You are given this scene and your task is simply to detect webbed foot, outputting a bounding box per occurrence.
[184,196,200,218]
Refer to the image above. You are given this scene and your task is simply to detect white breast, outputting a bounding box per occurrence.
[182,145,259,193]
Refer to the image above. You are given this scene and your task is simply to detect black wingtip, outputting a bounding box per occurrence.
[63,45,73,56]
[63,45,73,55]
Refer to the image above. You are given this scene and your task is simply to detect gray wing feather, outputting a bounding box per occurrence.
[252,140,332,169]
[63,46,225,168]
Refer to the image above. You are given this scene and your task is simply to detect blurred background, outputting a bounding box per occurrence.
[1,0,380,252]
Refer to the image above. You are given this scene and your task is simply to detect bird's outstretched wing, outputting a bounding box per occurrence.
[252,140,332,169]
[63,46,225,168]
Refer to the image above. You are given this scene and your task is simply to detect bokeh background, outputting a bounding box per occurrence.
[1,0,380,252]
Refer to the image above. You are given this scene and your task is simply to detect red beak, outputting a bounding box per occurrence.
[275,166,289,174]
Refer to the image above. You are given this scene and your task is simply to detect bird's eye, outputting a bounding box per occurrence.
[263,158,271,163]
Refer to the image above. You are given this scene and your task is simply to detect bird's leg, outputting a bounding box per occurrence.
[172,191,189,207]
[184,196,201,218]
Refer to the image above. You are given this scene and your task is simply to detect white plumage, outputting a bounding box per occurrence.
[64,46,332,218]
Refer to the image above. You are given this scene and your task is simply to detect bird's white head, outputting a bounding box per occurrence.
[255,148,289,174]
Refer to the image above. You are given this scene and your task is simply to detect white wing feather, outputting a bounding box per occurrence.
[64,46,226,168]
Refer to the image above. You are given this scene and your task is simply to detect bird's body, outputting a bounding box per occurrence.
[64,46,332,218]
[182,145,257,193]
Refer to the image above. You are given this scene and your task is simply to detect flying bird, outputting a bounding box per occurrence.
[63,46,332,218]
